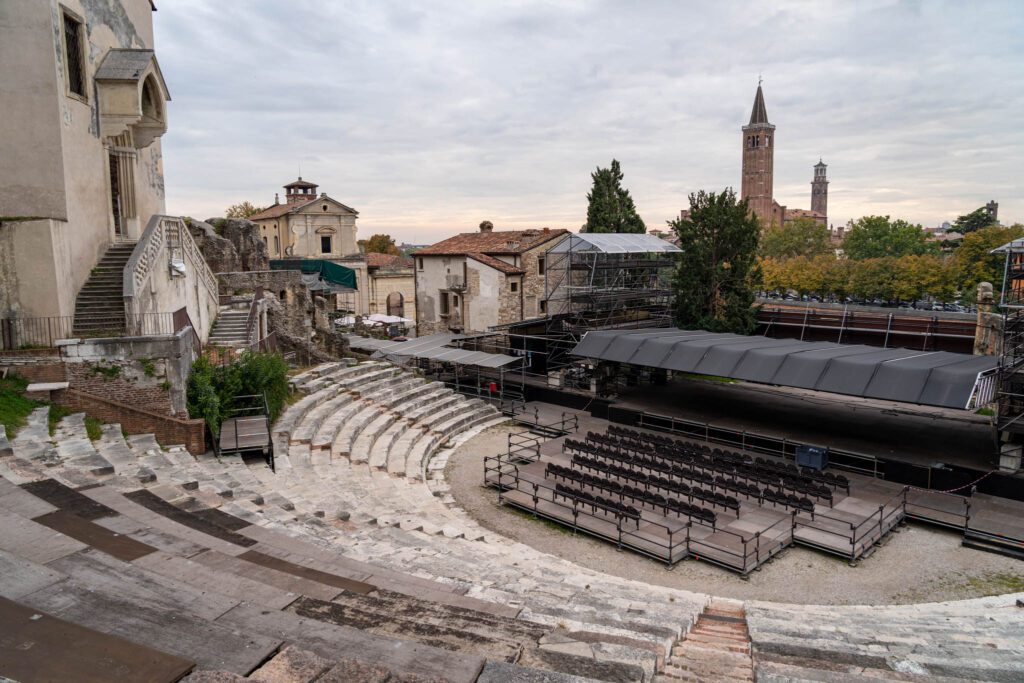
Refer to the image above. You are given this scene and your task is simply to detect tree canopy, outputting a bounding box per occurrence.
[955,224,1024,295]
[671,189,761,333]
[225,201,265,219]
[582,159,646,233]
[760,216,831,259]
[841,215,934,260]
[953,207,997,234]
[358,233,401,256]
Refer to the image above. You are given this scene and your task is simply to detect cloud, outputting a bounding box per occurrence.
[155,0,1024,242]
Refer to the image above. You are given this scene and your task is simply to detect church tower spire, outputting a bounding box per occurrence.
[741,83,776,224]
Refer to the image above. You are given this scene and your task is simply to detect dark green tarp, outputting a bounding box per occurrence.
[270,259,358,290]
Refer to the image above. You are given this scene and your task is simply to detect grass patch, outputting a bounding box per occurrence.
[964,572,1024,596]
[48,403,74,436]
[84,416,104,441]
[679,372,737,384]
[0,374,36,439]
[975,407,995,416]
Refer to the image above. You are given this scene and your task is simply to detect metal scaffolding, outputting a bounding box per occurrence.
[544,233,681,335]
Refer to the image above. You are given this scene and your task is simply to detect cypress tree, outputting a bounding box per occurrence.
[582,159,646,233]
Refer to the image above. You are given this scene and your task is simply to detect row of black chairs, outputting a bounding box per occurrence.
[552,483,641,525]
[574,434,836,506]
[569,455,742,513]
[546,463,720,526]
[607,425,850,493]
[567,438,826,510]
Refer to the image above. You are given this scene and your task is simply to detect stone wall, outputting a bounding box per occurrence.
[63,360,173,415]
[974,282,1003,356]
[52,387,205,454]
[57,328,194,414]
[191,218,269,273]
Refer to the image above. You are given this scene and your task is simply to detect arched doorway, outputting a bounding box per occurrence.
[386,291,404,317]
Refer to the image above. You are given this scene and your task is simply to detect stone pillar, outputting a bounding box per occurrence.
[973,282,1002,356]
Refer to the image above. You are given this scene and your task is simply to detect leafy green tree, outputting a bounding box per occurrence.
[953,207,997,234]
[671,189,760,333]
[186,351,290,437]
[582,159,646,233]
[225,201,265,219]
[955,224,1024,296]
[842,215,934,260]
[760,216,831,259]
[358,233,401,256]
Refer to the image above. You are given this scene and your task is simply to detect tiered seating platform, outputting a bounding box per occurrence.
[488,419,908,574]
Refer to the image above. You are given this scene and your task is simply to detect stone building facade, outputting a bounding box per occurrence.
[249,178,415,321]
[250,178,358,259]
[414,223,568,335]
[0,0,171,318]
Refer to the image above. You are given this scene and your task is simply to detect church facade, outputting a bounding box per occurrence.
[740,85,828,228]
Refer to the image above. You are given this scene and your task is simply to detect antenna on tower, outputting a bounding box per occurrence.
[758,73,763,87]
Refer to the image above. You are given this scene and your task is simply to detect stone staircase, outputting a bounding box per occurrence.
[657,599,753,682]
[208,306,251,347]
[3,361,1023,682]
[72,241,136,337]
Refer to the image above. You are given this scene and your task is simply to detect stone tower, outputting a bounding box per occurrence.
[811,159,828,219]
[741,83,775,223]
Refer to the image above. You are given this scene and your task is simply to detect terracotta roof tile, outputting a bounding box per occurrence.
[248,194,358,221]
[417,228,568,256]
[366,252,412,268]
[467,252,524,274]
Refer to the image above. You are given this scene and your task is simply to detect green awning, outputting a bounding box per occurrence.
[270,259,358,290]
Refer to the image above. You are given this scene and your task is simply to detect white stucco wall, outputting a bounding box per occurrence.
[0,0,165,319]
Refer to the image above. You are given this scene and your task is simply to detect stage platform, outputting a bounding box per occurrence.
[487,412,910,574]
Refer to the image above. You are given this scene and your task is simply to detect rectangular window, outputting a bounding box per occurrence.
[538,257,545,275]
[417,257,423,270]
[440,292,450,315]
[510,281,518,292]
[540,300,547,313]
[62,11,86,98]
[320,235,332,253]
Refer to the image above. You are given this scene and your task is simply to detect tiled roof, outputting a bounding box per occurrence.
[467,253,524,275]
[366,252,412,269]
[247,202,297,220]
[248,195,358,221]
[785,208,826,219]
[417,228,568,256]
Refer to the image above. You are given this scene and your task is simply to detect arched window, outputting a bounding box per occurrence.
[273,235,280,254]
[141,75,163,123]
[387,292,404,317]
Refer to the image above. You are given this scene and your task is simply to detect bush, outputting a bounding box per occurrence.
[186,351,290,436]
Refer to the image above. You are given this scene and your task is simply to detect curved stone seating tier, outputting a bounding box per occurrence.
[4,359,1022,682]
[2,416,680,682]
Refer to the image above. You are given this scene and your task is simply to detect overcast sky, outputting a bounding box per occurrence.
[155,1,1023,243]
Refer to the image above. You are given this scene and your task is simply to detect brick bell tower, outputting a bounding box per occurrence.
[811,159,828,220]
[741,82,775,224]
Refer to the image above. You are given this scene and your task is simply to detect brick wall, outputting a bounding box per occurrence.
[53,387,206,454]
[64,362,174,415]
[1,362,66,383]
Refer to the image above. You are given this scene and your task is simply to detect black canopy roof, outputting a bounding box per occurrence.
[571,328,998,410]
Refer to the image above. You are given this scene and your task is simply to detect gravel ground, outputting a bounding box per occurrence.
[445,425,1024,606]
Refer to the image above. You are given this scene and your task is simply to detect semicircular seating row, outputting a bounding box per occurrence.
[1,360,1022,683]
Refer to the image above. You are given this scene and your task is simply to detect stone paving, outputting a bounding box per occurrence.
[0,360,1021,682]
